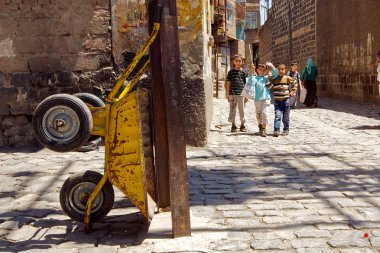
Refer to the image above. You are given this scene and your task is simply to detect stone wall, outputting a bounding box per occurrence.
[258,13,272,64]
[111,0,148,65]
[0,0,112,147]
[111,0,214,146]
[316,0,380,103]
[177,0,213,146]
[260,0,380,104]
[270,0,316,69]
[0,0,213,147]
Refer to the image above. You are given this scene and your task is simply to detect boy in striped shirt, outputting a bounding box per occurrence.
[226,54,249,132]
[270,64,297,137]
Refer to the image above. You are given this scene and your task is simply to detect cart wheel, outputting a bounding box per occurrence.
[73,93,105,143]
[60,171,114,222]
[73,93,105,108]
[32,94,93,152]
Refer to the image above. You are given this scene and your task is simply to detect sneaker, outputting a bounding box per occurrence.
[261,128,267,137]
[240,125,247,132]
[231,124,238,133]
[291,105,296,109]
[282,130,289,136]
[273,130,280,137]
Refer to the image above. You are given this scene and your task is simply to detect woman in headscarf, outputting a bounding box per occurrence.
[301,57,318,107]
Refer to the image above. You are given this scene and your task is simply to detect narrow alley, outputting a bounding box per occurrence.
[1,92,380,252]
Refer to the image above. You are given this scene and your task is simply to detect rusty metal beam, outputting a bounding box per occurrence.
[147,0,191,238]
[158,0,191,238]
[215,44,219,98]
[148,0,170,208]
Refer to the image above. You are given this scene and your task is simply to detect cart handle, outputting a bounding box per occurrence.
[106,4,163,103]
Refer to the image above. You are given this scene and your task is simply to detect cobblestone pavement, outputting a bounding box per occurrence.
[1,93,380,252]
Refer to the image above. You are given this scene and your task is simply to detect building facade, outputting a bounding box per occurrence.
[0,0,213,147]
[259,0,380,103]
[212,0,260,84]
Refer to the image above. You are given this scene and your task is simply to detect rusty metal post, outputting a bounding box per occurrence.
[148,0,170,208]
[159,0,191,238]
[224,0,228,92]
[148,0,191,238]
[225,45,229,92]
[224,0,227,41]
[215,44,219,98]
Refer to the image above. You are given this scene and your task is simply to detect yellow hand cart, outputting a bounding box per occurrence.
[32,6,163,231]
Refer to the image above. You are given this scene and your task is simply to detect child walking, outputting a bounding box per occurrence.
[270,64,297,137]
[226,54,249,133]
[247,63,272,137]
[287,63,301,109]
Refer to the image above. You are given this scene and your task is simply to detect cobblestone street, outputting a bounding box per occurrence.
[1,94,380,252]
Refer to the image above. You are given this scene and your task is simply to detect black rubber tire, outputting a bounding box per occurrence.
[32,94,93,152]
[60,171,114,222]
[73,93,105,108]
[73,93,105,142]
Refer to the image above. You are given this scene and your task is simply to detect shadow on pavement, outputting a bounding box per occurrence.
[350,125,380,130]
[0,145,44,154]
[1,212,146,252]
[2,140,380,250]
[187,146,380,232]
[0,158,149,251]
[313,97,380,120]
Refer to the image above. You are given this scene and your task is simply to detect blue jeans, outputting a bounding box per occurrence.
[274,98,290,131]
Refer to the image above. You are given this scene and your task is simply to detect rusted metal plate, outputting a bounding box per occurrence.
[105,89,155,221]
[138,90,156,204]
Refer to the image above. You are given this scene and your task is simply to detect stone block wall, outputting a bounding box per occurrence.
[0,0,214,148]
[110,0,148,65]
[258,13,272,64]
[270,0,316,69]
[177,0,213,146]
[260,0,380,104]
[103,0,215,147]
[0,0,113,146]
[316,0,380,103]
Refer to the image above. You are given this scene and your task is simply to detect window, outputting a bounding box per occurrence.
[227,2,234,24]
[246,11,257,29]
